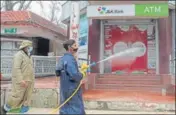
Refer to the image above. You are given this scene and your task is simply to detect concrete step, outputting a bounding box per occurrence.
[94,84,163,93]
[94,74,163,93]
[6,108,175,114]
[95,84,163,88]
[96,79,161,85]
[97,77,161,81]
[97,74,162,77]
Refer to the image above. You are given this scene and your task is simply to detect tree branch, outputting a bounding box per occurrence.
[12,1,20,6]
[49,1,56,22]
[36,1,44,9]
[23,1,32,10]
[5,1,10,11]
[18,1,26,10]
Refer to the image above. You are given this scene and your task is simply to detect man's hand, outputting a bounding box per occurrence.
[80,63,89,78]
[20,80,27,88]
[80,63,89,72]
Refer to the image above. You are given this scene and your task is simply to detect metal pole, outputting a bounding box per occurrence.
[100,20,104,74]
[171,10,175,75]
[155,20,159,75]
[88,55,91,74]
[69,1,80,60]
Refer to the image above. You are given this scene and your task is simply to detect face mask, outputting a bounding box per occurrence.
[69,45,78,53]
[27,47,33,56]
[72,48,78,52]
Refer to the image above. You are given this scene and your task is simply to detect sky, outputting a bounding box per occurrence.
[29,1,66,22]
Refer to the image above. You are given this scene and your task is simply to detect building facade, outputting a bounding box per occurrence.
[1,11,68,56]
[61,1,175,76]
[1,11,68,80]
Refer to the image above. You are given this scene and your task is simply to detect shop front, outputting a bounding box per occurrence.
[87,2,172,75]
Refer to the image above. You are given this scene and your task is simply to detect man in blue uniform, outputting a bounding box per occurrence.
[55,39,86,114]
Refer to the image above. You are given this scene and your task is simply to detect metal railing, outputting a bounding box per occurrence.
[1,55,90,80]
[1,56,13,80]
[33,56,61,77]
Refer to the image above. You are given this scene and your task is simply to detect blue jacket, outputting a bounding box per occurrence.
[56,53,85,114]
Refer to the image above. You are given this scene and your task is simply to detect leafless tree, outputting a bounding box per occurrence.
[37,1,62,25]
[1,1,33,11]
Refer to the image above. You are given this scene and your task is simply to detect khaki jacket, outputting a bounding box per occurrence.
[12,50,35,83]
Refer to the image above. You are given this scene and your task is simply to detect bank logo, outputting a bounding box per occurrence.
[97,6,124,14]
[97,7,107,14]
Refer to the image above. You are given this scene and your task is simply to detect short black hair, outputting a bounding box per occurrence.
[63,39,76,51]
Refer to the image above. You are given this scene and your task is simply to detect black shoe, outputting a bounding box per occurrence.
[0,105,7,114]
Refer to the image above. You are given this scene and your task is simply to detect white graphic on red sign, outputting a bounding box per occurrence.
[132,42,146,57]
[70,5,79,40]
[105,39,113,49]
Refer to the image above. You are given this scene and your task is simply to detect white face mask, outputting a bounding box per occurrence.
[27,47,33,56]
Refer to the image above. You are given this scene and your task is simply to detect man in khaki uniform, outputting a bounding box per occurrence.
[3,40,35,113]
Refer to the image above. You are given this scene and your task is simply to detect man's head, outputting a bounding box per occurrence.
[63,39,78,54]
[19,40,33,56]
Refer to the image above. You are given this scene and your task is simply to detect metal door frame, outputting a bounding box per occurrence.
[99,19,159,74]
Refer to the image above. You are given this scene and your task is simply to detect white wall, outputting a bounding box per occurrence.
[49,39,66,56]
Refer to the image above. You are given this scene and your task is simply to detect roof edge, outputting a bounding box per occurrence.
[28,11,67,36]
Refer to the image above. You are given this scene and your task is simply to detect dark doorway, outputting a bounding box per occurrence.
[36,37,49,56]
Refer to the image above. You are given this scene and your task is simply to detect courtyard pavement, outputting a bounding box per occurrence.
[7,108,175,114]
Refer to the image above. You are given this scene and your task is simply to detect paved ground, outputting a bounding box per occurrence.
[84,90,175,103]
[2,77,176,114]
[1,76,59,89]
[7,108,175,114]
[1,76,175,103]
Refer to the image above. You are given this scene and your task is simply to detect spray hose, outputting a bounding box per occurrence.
[50,62,96,114]
[49,47,141,114]
[50,81,82,114]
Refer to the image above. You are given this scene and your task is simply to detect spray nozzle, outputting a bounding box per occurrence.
[89,62,96,67]
[80,62,96,72]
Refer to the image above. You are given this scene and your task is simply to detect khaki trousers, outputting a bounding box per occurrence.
[7,81,34,109]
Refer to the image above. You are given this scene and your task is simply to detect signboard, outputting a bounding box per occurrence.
[4,28,17,34]
[78,14,89,64]
[87,3,168,18]
[104,25,148,73]
[135,4,169,17]
[79,14,88,47]
[87,5,135,17]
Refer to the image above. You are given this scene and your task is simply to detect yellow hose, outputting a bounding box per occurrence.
[50,81,82,114]
[50,63,89,114]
